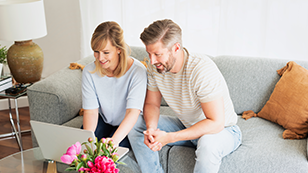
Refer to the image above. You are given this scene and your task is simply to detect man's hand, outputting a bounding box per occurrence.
[143,128,157,148]
[144,128,172,152]
[143,128,163,151]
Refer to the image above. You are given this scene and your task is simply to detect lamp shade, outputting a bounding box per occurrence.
[0,0,47,41]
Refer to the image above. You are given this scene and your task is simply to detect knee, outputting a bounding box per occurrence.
[195,142,221,173]
[195,136,221,163]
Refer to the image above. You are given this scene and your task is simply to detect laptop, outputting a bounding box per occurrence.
[30,120,129,163]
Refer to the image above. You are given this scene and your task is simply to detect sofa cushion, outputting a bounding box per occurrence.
[62,115,83,128]
[243,61,308,139]
[167,116,308,173]
[220,117,308,173]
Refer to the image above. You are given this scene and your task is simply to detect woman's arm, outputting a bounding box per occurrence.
[83,108,99,132]
[111,108,141,146]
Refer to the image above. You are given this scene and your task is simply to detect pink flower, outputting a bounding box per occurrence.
[87,156,119,173]
[60,142,81,164]
[67,142,81,155]
[79,167,90,172]
[87,161,94,168]
[81,154,87,161]
[60,154,77,164]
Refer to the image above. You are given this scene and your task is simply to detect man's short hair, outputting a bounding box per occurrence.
[140,19,182,50]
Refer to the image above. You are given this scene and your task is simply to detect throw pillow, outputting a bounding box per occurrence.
[69,62,85,70]
[140,58,148,68]
[242,61,308,139]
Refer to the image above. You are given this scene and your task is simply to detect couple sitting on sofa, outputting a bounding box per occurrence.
[81,19,242,173]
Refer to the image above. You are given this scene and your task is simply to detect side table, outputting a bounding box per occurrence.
[0,147,62,173]
[0,85,31,151]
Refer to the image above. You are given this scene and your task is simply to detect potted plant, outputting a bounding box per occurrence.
[0,45,8,77]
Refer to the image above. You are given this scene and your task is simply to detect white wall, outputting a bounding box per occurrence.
[0,0,82,79]
[0,0,83,109]
[37,0,82,78]
[1,0,308,110]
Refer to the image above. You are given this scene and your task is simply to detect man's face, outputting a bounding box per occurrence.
[145,41,176,74]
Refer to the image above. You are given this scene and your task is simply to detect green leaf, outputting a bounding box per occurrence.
[95,140,100,149]
[117,161,127,165]
[98,142,103,155]
[76,162,84,171]
[89,157,94,162]
[64,166,77,171]
[81,141,88,145]
[0,45,7,64]
[85,144,94,156]
[102,145,110,157]
[102,143,111,156]
[111,147,118,154]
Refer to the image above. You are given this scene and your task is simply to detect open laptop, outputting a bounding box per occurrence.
[30,120,129,163]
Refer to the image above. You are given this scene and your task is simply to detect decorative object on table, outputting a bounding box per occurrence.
[5,83,30,96]
[0,0,47,84]
[61,137,124,173]
[0,45,8,77]
[0,76,12,92]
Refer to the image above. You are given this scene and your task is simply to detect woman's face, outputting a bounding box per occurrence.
[94,39,121,73]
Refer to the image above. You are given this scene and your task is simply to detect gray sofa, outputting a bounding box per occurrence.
[28,46,308,173]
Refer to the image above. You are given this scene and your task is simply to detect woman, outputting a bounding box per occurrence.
[81,21,147,148]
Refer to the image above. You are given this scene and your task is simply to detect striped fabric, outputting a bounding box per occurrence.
[147,49,237,128]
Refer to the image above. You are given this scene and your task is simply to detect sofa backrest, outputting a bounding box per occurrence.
[130,46,169,106]
[212,55,308,114]
[82,47,308,115]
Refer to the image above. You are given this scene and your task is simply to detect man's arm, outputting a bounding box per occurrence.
[143,89,162,147]
[151,97,225,151]
[171,97,225,141]
[143,89,162,129]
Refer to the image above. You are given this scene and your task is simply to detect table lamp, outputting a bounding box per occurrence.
[0,0,47,83]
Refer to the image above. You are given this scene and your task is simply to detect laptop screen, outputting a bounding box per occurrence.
[30,120,129,163]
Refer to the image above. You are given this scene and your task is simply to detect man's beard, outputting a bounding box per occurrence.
[156,53,176,74]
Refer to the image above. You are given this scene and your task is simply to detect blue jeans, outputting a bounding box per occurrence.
[81,114,131,148]
[128,115,242,173]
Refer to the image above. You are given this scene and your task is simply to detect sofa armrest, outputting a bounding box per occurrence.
[28,56,94,147]
[28,56,95,125]
[28,69,82,125]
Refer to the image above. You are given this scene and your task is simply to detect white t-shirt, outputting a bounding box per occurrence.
[147,49,237,128]
[82,57,147,126]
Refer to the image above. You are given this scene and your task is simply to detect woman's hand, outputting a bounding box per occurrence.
[105,137,119,148]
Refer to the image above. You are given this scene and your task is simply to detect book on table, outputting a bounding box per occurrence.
[0,76,12,85]
[0,76,12,92]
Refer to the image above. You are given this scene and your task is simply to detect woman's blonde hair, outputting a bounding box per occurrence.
[140,19,182,50]
[91,21,129,78]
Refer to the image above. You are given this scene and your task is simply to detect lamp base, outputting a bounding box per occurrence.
[7,40,44,83]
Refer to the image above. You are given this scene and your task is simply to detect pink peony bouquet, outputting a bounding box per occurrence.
[61,138,124,173]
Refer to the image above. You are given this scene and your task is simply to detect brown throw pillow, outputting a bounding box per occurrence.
[242,61,308,139]
[140,58,149,68]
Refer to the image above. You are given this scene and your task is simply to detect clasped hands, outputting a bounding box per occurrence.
[143,128,171,152]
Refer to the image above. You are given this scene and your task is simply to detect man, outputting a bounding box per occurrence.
[128,19,242,173]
